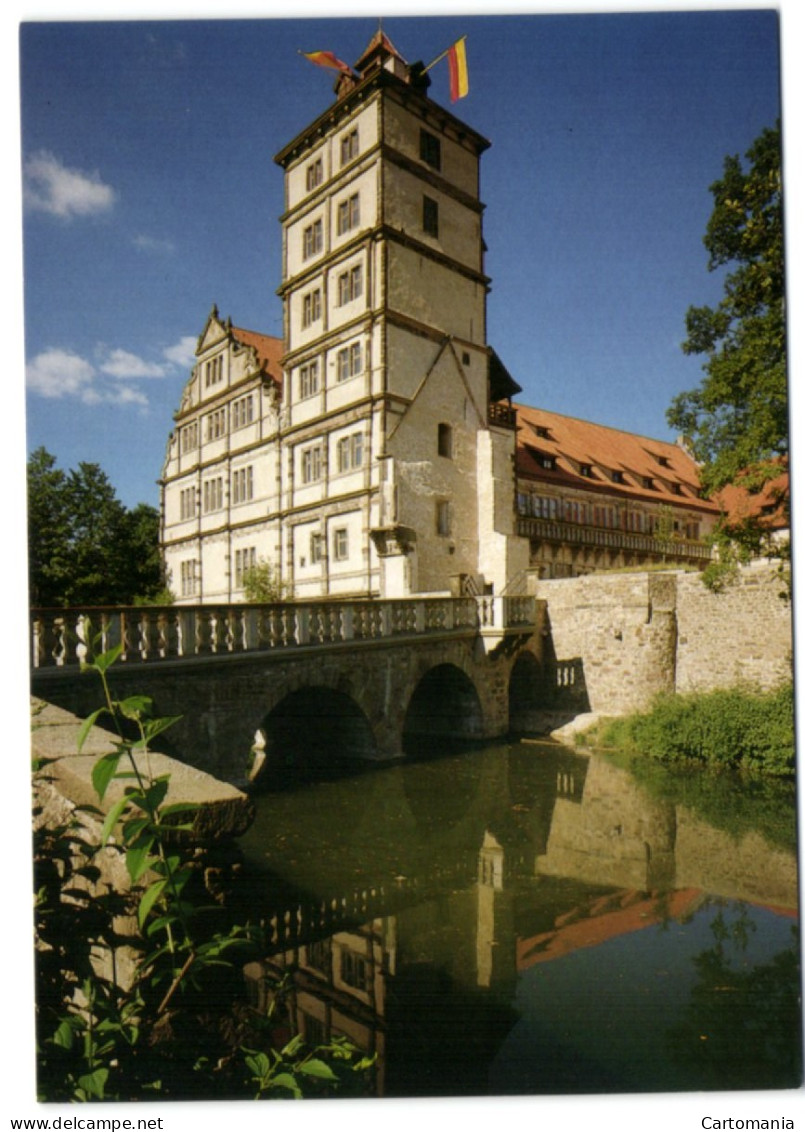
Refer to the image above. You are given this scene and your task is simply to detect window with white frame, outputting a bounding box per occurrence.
[336,193,360,236]
[231,394,254,430]
[299,359,320,399]
[333,527,349,562]
[336,432,363,473]
[180,559,198,597]
[340,128,359,166]
[231,465,254,505]
[306,157,323,192]
[301,446,322,484]
[303,219,323,260]
[336,341,362,383]
[179,486,196,520]
[302,288,322,328]
[180,422,198,452]
[436,499,451,537]
[206,408,227,441]
[310,531,323,564]
[337,264,363,306]
[203,477,224,513]
[234,546,257,588]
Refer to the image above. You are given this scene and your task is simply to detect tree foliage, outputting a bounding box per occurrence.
[242,558,291,603]
[27,447,166,606]
[667,124,787,500]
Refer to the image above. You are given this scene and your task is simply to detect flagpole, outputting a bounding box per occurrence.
[421,35,465,74]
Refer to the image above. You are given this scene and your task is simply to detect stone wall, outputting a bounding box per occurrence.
[534,562,792,715]
[674,562,793,693]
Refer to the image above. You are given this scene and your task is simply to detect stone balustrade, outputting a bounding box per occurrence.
[31,595,538,669]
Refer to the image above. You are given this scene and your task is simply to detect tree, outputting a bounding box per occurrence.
[27,448,167,606]
[242,558,290,603]
[667,123,787,506]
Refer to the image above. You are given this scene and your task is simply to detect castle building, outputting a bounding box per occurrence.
[160,31,718,603]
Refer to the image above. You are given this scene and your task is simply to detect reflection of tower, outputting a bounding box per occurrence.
[476,829,516,991]
[244,916,394,1096]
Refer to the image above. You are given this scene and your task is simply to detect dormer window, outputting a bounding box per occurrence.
[612,470,625,484]
[643,476,655,490]
[534,425,551,439]
[656,454,670,468]
[580,464,593,478]
[541,454,556,471]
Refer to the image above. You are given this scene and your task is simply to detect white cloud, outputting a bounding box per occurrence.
[24,151,116,220]
[26,348,96,399]
[162,336,198,369]
[133,233,176,254]
[100,348,168,380]
[26,347,147,407]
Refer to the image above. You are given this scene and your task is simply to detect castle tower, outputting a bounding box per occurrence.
[274,31,524,597]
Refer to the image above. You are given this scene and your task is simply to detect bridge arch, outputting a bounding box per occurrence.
[255,684,376,788]
[508,650,549,735]
[402,662,484,754]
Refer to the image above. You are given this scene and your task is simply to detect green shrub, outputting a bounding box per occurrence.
[596,684,794,777]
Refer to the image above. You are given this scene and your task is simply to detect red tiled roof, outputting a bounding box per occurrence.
[714,465,789,530]
[231,326,284,389]
[513,402,720,514]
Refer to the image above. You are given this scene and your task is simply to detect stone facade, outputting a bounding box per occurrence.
[535,561,792,716]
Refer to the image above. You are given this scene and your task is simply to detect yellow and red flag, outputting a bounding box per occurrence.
[423,36,469,102]
[301,50,352,75]
[446,37,469,102]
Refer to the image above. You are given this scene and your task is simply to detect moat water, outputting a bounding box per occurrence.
[239,740,801,1098]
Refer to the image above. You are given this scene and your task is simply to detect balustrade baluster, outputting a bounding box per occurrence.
[194,609,213,655]
[157,608,179,659]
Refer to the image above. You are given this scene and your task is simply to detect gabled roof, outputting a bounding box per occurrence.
[354,29,407,76]
[231,326,284,389]
[514,401,719,513]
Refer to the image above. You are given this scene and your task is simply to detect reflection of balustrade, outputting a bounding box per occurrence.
[31,594,537,669]
[517,515,712,561]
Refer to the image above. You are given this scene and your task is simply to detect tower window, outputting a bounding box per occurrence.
[299,360,319,399]
[423,195,439,238]
[302,219,323,259]
[336,341,363,382]
[301,445,322,484]
[340,128,359,166]
[337,264,363,306]
[302,288,322,328]
[436,499,452,537]
[306,157,323,192]
[337,432,364,473]
[437,422,453,458]
[337,193,360,235]
[420,128,441,171]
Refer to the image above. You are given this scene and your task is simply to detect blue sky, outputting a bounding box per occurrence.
[18,5,785,510]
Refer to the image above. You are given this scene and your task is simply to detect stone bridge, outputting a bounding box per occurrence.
[30,595,561,784]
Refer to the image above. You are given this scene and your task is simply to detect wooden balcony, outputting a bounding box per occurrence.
[517,514,712,562]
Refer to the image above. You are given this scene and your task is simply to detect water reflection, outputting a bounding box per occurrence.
[236,742,800,1097]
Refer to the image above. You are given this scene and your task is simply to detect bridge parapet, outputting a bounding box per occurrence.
[31,595,538,670]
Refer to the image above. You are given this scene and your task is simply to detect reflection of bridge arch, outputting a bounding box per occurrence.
[402,663,483,754]
[258,685,376,787]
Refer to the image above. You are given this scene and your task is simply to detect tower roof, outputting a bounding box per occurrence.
[353,28,407,77]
